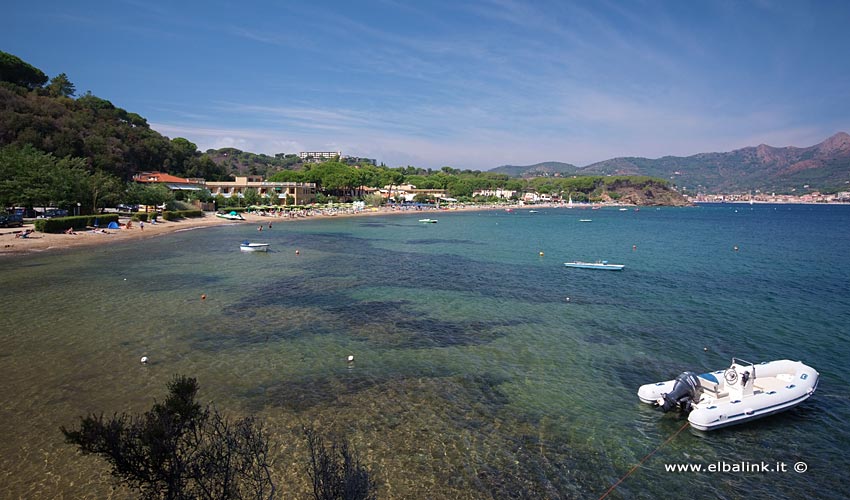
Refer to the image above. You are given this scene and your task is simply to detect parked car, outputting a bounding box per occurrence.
[0,211,24,228]
[117,204,140,212]
[35,208,68,218]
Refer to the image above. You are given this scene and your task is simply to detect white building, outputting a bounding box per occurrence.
[298,151,341,161]
[380,184,449,202]
[473,189,517,199]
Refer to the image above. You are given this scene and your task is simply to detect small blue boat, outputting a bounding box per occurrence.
[564,261,624,271]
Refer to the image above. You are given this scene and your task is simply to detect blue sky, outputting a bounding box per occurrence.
[3,0,849,170]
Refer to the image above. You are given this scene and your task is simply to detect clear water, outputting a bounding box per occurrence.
[1,204,848,499]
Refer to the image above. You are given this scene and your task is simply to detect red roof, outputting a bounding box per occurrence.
[133,172,194,184]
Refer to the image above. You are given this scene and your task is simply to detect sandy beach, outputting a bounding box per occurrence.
[0,213,240,256]
[0,204,524,257]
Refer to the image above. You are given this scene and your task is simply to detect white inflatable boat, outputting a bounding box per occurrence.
[637,358,819,431]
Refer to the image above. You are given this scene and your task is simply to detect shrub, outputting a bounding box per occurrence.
[33,214,119,233]
[61,375,275,499]
[131,212,148,222]
[162,210,203,221]
[363,193,383,207]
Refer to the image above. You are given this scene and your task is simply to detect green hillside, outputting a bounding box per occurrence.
[0,56,226,182]
[490,161,579,177]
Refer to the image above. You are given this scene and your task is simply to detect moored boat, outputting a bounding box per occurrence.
[240,241,269,252]
[217,211,245,221]
[637,358,819,431]
[564,261,624,270]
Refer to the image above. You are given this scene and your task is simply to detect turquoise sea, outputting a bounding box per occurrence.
[1,204,849,499]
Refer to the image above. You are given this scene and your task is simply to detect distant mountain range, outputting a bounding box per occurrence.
[492,132,850,193]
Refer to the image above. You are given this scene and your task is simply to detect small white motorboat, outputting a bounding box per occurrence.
[240,241,269,252]
[418,218,438,223]
[564,261,624,271]
[637,358,819,431]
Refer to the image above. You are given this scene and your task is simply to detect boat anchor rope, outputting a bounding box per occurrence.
[597,420,690,500]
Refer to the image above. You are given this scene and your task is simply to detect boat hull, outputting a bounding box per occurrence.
[564,262,624,271]
[240,244,269,252]
[637,359,819,431]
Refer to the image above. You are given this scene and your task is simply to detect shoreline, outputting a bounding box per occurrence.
[0,203,515,257]
[6,200,841,257]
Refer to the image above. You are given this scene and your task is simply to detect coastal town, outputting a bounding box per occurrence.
[689,190,850,204]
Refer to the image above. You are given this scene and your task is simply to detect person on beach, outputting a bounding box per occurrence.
[140,221,144,231]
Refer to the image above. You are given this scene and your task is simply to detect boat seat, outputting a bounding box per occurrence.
[698,373,721,394]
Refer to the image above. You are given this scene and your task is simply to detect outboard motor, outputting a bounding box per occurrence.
[657,371,702,413]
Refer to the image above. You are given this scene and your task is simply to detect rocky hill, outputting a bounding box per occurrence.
[582,132,850,193]
[492,133,850,193]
